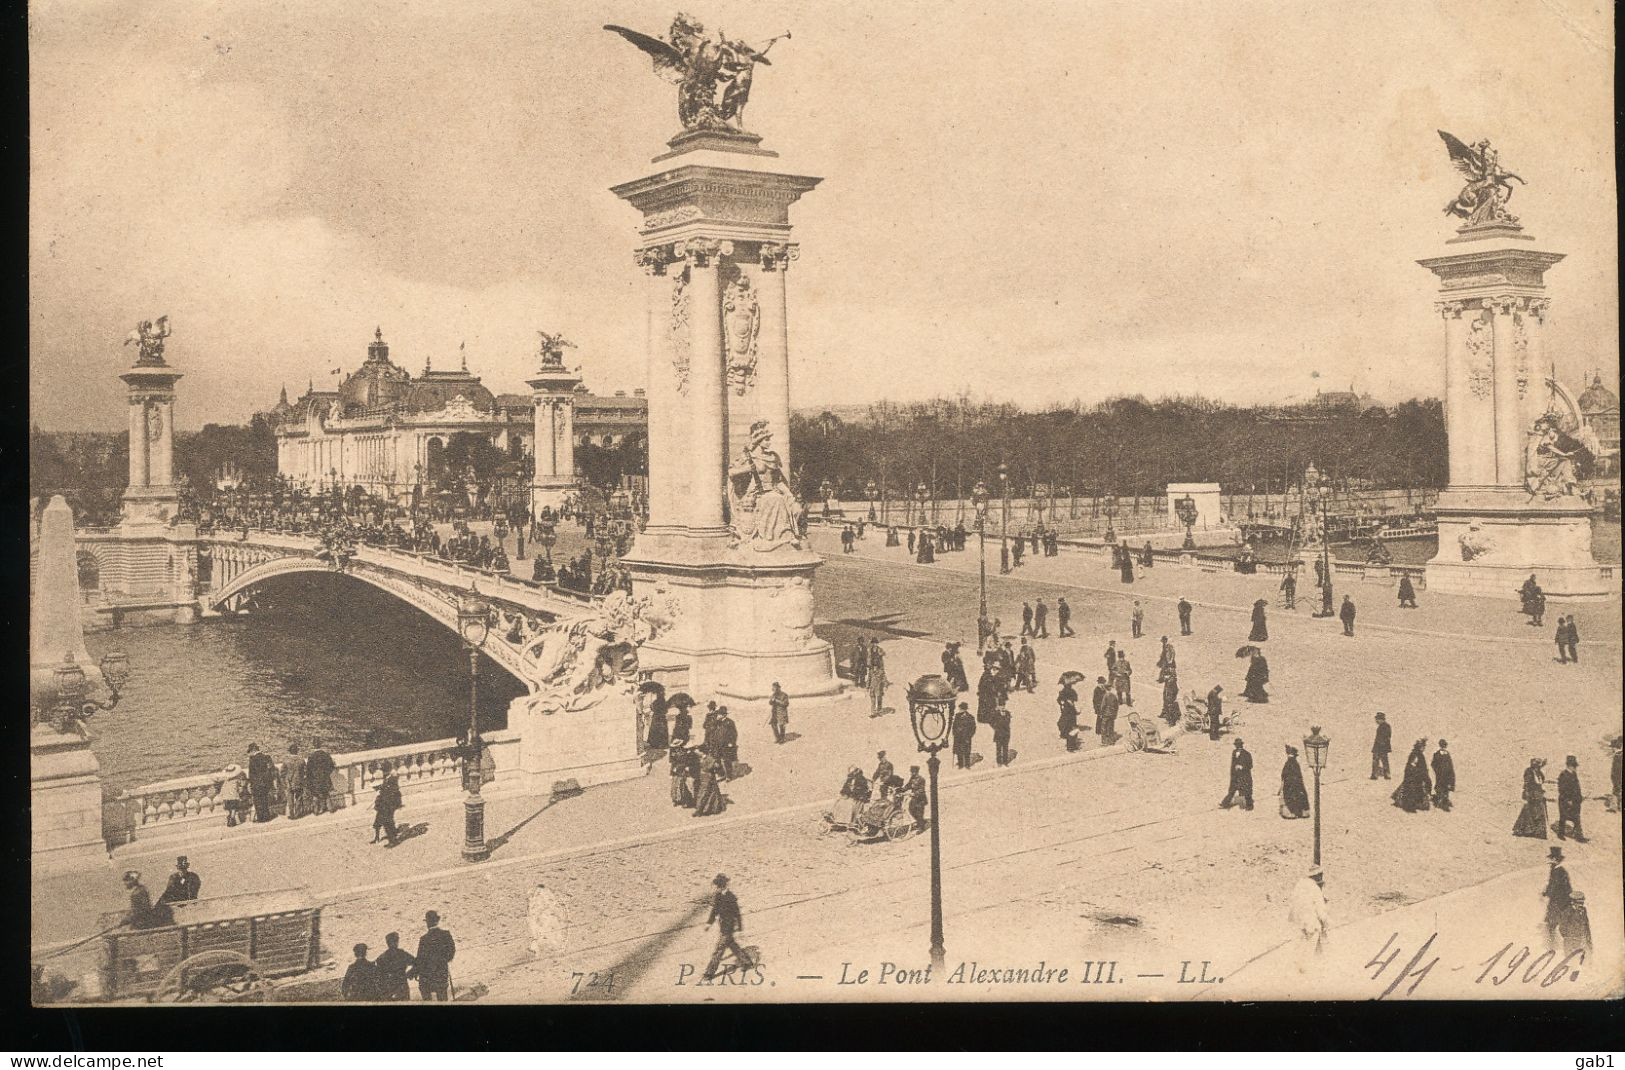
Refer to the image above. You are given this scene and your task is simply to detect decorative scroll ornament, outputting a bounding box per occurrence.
[604,16,790,133]
[125,315,172,365]
[759,242,799,272]
[669,265,692,395]
[1464,313,1493,399]
[1438,131,1524,227]
[1434,300,1467,319]
[723,268,761,395]
[678,236,731,265]
[635,246,673,276]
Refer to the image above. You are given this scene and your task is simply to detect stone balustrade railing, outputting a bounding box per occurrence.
[104,729,521,848]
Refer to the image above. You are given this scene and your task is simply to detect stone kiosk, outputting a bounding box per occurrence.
[606,17,843,701]
[1420,132,1609,599]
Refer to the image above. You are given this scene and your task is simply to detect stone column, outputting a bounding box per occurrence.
[1436,301,1469,486]
[681,238,731,534]
[128,397,150,489]
[1521,298,1549,436]
[1487,295,1522,485]
[153,398,176,486]
[757,242,798,477]
[637,246,679,529]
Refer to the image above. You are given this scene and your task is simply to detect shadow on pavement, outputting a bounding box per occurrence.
[566,901,710,1001]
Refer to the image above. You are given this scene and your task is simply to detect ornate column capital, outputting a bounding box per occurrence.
[1435,299,1468,319]
[677,237,732,267]
[1525,297,1551,322]
[759,242,800,272]
[1484,295,1522,316]
[635,245,675,276]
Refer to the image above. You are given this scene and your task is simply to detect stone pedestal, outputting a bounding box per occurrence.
[120,360,184,528]
[31,728,110,874]
[612,136,841,701]
[1418,226,1611,599]
[510,691,647,789]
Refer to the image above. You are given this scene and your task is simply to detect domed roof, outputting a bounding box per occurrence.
[1578,373,1619,414]
[405,370,496,414]
[338,328,412,414]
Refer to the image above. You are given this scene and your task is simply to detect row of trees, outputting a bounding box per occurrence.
[789,395,1447,504]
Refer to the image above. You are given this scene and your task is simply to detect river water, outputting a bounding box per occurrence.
[83,574,525,792]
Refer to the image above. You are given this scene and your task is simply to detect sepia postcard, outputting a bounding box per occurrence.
[26,0,1622,1010]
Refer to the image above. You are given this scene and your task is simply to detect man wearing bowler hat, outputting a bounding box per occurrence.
[703,874,750,980]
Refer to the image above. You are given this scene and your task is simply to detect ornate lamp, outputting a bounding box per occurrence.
[971,479,991,646]
[916,482,930,527]
[865,479,879,521]
[907,673,957,971]
[1176,493,1198,550]
[1303,725,1330,867]
[457,584,491,862]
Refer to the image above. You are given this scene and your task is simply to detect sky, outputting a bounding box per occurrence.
[29,0,1618,431]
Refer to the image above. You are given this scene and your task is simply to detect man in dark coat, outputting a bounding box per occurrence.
[1542,847,1572,948]
[1339,595,1357,636]
[1206,684,1224,741]
[714,708,739,779]
[121,870,172,930]
[1161,671,1182,726]
[976,666,1002,724]
[704,874,749,979]
[372,768,403,845]
[952,703,977,769]
[246,742,275,823]
[1430,740,1456,811]
[1397,573,1418,608]
[304,739,337,815]
[1099,687,1121,746]
[1220,739,1254,810]
[1033,598,1049,638]
[1021,602,1034,636]
[1556,756,1586,842]
[1178,598,1193,636]
[943,642,968,692]
[1092,677,1109,736]
[1056,597,1074,638]
[991,703,1013,767]
[410,911,456,1000]
[155,856,201,909]
[1280,745,1310,819]
[903,767,927,829]
[1156,637,1176,680]
[1104,640,1118,675]
[341,944,379,1001]
[1391,739,1432,812]
[1370,713,1392,780]
[374,932,415,1001]
[1056,684,1081,751]
[1280,572,1297,609]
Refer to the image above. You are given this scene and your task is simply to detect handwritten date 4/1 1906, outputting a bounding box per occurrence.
[1365,931,1585,999]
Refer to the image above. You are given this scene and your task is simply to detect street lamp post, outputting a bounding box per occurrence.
[457,586,491,863]
[1176,494,1198,551]
[907,674,956,972]
[865,479,878,523]
[1103,494,1119,544]
[1303,726,1330,867]
[820,479,834,517]
[1305,463,1334,617]
[916,482,929,529]
[972,480,990,650]
[998,462,1010,575]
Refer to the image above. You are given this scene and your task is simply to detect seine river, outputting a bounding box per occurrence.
[83,575,525,792]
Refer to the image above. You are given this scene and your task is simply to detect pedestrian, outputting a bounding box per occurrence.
[768,683,790,744]
[305,739,336,816]
[1280,571,1297,610]
[851,637,869,687]
[692,752,727,816]
[1555,616,1570,663]
[220,764,247,828]
[1220,738,1254,810]
[903,767,927,830]
[714,706,739,778]
[703,874,751,979]
[1091,676,1109,736]
[1431,740,1455,811]
[1249,599,1268,642]
[1015,639,1037,692]
[1287,869,1329,971]
[1561,892,1593,957]
[1397,573,1418,608]
[120,870,171,930]
[1112,653,1133,706]
[952,703,977,769]
[282,742,307,820]
[867,641,888,717]
[669,741,695,807]
[341,944,379,1002]
[247,743,275,823]
[943,641,968,692]
[1104,640,1118,675]
[1370,713,1392,780]
[1142,540,1155,569]
[1339,595,1356,636]
[1512,758,1549,838]
[1131,601,1144,639]
[1033,598,1049,638]
[1555,755,1586,842]
[409,911,456,1001]
[1391,739,1432,812]
[1021,602,1034,637]
[829,766,869,826]
[1160,671,1181,726]
[976,665,1002,724]
[374,932,414,1000]
[872,750,894,788]
[155,856,201,909]
[1280,746,1309,819]
[371,765,402,846]
[671,700,694,746]
[1156,637,1176,681]
[1242,652,1269,703]
[1564,616,1579,663]
[1206,684,1224,741]
[1057,681,1081,752]
[1057,597,1074,637]
[1012,536,1024,568]
[1541,847,1571,949]
[907,529,916,555]
[992,703,1013,767]
[1178,597,1193,636]
[1099,686,1121,746]
[1608,737,1622,814]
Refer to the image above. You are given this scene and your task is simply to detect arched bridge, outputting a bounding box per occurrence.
[202,533,595,689]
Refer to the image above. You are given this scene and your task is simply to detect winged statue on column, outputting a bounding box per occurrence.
[605,15,789,132]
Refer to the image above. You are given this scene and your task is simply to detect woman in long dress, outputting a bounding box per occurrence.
[1249,600,1269,642]
[1242,654,1270,703]
[1280,745,1310,819]
[669,743,694,808]
[1513,758,1550,837]
[1391,739,1432,812]
[1161,672,1182,726]
[692,753,727,817]
[645,693,669,751]
[1056,685,1081,752]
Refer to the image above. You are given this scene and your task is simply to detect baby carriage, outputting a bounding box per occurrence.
[1182,690,1242,735]
[1124,711,1179,754]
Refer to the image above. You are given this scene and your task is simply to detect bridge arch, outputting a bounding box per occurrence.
[207,556,543,688]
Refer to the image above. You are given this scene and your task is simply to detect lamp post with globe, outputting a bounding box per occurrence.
[972,480,990,650]
[457,587,491,863]
[865,480,878,523]
[907,673,957,971]
[998,462,1011,574]
[1303,726,1330,867]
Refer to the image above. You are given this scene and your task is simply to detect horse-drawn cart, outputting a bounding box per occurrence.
[97,887,322,1002]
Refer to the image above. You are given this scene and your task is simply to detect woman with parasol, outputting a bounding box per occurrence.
[1057,672,1087,752]
[666,691,697,747]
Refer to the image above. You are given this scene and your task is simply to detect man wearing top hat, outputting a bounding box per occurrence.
[155,856,202,909]
[1555,755,1586,842]
[1541,847,1572,948]
[1430,740,1456,812]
